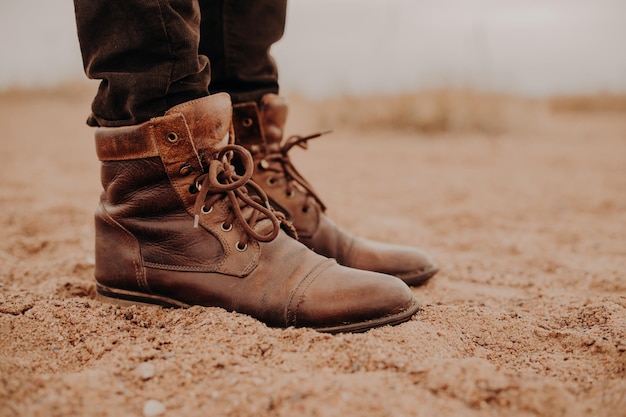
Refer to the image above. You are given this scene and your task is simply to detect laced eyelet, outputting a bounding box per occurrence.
[221,222,233,232]
[189,183,199,194]
[166,132,178,143]
[286,190,296,199]
[267,177,276,186]
[258,159,270,170]
[236,242,248,252]
[201,205,212,214]
[179,164,192,175]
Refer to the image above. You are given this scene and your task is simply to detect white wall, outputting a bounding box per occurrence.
[0,0,83,89]
[1,0,625,97]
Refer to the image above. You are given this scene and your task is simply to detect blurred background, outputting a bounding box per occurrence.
[1,0,625,98]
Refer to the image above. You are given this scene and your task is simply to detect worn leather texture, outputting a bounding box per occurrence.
[233,94,439,285]
[94,94,418,331]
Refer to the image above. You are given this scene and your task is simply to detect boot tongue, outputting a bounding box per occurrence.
[260,94,288,151]
[165,93,232,158]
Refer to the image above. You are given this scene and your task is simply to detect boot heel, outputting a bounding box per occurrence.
[96,284,190,308]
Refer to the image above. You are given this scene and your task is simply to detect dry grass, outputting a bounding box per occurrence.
[549,93,626,113]
[3,83,625,135]
[289,90,626,135]
[291,90,550,135]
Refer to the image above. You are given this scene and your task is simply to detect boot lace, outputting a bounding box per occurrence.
[192,144,294,247]
[259,131,331,213]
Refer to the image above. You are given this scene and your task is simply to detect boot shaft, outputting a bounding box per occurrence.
[232,94,326,236]
[232,94,288,155]
[94,94,266,290]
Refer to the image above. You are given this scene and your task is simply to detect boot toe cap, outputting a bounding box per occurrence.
[291,265,419,333]
[349,240,439,286]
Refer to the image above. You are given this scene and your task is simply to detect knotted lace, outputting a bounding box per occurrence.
[259,131,331,212]
[192,144,289,246]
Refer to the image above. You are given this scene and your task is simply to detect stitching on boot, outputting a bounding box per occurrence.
[166,96,212,113]
[98,206,150,293]
[343,237,357,267]
[285,258,335,327]
[142,261,221,272]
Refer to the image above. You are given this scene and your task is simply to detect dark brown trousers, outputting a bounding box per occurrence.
[74,0,287,127]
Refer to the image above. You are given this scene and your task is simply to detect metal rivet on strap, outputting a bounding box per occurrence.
[166,132,178,143]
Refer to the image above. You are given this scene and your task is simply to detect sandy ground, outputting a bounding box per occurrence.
[0,85,625,417]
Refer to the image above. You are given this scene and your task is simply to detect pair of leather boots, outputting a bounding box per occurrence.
[94,93,438,333]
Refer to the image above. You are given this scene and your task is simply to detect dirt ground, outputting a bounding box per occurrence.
[1,85,625,417]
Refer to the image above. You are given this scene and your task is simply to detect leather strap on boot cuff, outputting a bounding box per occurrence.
[95,94,232,162]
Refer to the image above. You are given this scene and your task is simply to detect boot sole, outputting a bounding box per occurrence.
[96,283,419,333]
[313,298,420,334]
[96,283,191,308]
[396,265,440,287]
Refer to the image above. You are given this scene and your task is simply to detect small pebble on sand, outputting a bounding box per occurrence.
[135,363,156,380]
[143,399,165,417]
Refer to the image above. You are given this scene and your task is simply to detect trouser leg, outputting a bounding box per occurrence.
[198,0,287,104]
[73,0,211,127]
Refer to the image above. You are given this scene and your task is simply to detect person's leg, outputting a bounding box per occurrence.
[198,0,286,104]
[74,0,210,127]
[72,0,420,332]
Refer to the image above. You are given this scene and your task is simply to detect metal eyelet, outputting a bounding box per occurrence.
[221,222,233,232]
[179,164,192,175]
[236,242,248,252]
[242,118,253,128]
[302,206,309,213]
[266,177,276,186]
[166,132,178,143]
[258,159,270,170]
[286,190,296,199]
[201,205,213,214]
[189,184,199,194]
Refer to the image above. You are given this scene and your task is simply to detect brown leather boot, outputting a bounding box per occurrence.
[93,94,419,333]
[232,94,439,286]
